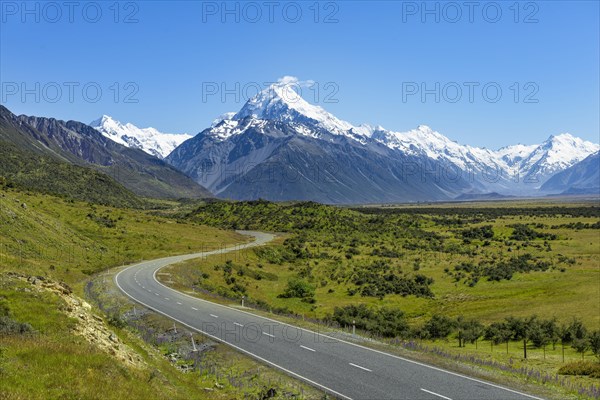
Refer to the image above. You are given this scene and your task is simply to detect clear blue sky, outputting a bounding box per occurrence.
[1,1,598,149]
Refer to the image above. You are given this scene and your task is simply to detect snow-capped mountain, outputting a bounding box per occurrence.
[496,144,539,166]
[90,115,192,159]
[233,78,354,136]
[165,77,599,203]
[513,134,599,178]
[541,151,600,195]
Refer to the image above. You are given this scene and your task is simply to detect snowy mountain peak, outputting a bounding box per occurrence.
[90,116,192,159]
[516,132,599,175]
[211,112,236,127]
[233,77,354,134]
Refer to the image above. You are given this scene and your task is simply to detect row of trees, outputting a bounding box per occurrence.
[330,306,599,362]
[482,316,599,361]
[419,315,600,361]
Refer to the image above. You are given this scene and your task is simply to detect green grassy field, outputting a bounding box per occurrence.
[169,201,599,326]
[2,188,599,399]
[157,199,600,399]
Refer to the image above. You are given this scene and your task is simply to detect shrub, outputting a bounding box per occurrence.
[0,316,33,335]
[278,278,315,302]
[461,225,494,240]
[558,361,600,378]
[423,314,455,339]
[329,304,409,338]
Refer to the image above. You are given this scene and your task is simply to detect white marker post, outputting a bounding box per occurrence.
[353,320,356,336]
[190,333,197,352]
[241,295,245,308]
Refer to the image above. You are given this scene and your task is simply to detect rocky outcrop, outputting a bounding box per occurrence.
[17,274,145,368]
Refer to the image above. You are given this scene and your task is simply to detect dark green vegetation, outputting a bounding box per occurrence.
[0,141,143,208]
[157,199,600,397]
[181,200,599,324]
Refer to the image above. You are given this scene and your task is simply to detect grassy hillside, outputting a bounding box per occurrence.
[0,187,288,399]
[0,188,242,285]
[0,141,144,208]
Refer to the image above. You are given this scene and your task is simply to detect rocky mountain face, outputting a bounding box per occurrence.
[541,152,599,195]
[165,82,599,203]
[0,106,211,200]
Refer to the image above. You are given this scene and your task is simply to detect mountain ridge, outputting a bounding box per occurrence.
[0,105,212,200]
[164,79,598,203]
[90,115,192,159]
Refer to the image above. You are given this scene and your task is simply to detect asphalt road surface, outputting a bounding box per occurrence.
[115,231,544,400]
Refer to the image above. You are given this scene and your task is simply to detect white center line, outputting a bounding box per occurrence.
[263,332,274,338]
[234,322,244,327]
[191,307,198,311]
[349,363,372,372]
[176,302,182,305]
[209,314,219,318]
[420,388,453,400]
[300,345,316,352]
[164,297,169,300]
[155,293,160,296]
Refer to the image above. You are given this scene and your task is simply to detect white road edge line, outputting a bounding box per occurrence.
[114,268,352,400]
[300,345,316,352]
[420,388,453,400]
[349,363,371,372]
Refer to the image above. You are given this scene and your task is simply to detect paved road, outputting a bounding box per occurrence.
[115,231,544,400]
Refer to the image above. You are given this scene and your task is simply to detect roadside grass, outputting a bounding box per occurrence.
[0,278,194,400]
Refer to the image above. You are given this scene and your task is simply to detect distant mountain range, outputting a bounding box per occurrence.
[2,79,597,204]
[0,106,211,202]
[163,81,598,203]
[90,115,191,159]
[541,151,599,195]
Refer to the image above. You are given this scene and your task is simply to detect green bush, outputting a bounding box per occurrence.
[329,304,409,338]
[558,361,600,378]
[278,278,315,302]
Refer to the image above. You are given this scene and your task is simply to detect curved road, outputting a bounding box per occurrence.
[115,231,544,400]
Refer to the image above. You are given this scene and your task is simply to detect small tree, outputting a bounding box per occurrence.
[572,338,589,360]
[506,315,539,359]
[588,330,600,360]
[560,318,587,362]
[424,314,455,340]
[463,320,484,349]
[542,318,560,350]
[485,321,512,354]
[530,321,550,359]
